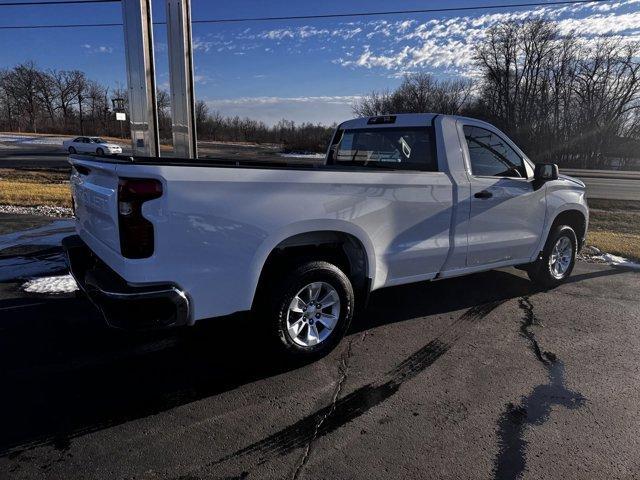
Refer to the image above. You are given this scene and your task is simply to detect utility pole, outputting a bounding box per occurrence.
[121,0,160,157]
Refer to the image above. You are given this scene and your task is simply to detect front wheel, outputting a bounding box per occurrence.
[266,261,354,360]
[96,148,104,156]
[527,225,577,288]
[68,147,76,154]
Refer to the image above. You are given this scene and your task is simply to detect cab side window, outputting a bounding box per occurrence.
[463,126,526,178]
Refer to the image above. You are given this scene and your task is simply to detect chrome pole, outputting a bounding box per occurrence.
[121,0,160,157]
[166,0,198,158]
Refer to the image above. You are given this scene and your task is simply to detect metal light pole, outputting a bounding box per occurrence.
[166,0,198,158]
[120,0,198,158]
[121,0,160,157]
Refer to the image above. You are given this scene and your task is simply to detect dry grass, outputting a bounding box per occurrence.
[0,169,71,207]
[587,231,640,262]
[586,199,640,261]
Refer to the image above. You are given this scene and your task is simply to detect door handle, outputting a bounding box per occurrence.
[474,190,493,199]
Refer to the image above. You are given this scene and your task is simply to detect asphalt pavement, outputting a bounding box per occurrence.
[0,214,639,479]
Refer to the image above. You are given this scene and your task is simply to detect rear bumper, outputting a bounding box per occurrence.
[62,235,190,329]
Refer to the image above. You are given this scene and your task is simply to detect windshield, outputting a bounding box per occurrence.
[91,138,105,144]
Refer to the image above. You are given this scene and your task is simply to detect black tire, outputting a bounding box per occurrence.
[68,147,76,154]
[527,225,577,288]
[265,261,354,360]
[96,148,104,156]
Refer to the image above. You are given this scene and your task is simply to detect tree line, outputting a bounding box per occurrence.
[0,62,129,138]
[355,20,640,169]
[0,61,334,152]
[1,19,639,167]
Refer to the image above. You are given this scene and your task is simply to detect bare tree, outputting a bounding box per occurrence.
[36,70,57,127]
[156,89,171,140]
[0,69,15,131]
[354,73,472,117]
[3,62,41,132]
[474,19,640,167]
[195,100,209,136]
[74,72,88,135]
[51,70,82,128]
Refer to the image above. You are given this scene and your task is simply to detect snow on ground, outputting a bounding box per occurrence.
[579,246,640,269]
[0,134,68,146]
[21,274,78,294]
[278,152,325,159]
[593,252,640,269]
[0,205,73,218]
[27,137,68,146]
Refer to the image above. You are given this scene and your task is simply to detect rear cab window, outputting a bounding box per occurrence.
[328,126,438,172]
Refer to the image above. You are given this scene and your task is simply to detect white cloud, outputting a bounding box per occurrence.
[81,44,113,54]
[187,0,639,84]
[335,0,640,75]
[556,11,640,35]
[194,75,207,84]
[193,37,214,52]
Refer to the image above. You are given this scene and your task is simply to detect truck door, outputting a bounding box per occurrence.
[459,122,546,266]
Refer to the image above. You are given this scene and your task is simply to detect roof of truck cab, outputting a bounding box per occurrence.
[339,113,440,129]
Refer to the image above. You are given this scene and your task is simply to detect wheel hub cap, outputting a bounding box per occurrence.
[286,281,341,347]
[549,236,572,279]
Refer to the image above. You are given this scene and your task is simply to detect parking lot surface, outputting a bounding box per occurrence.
[1,215,639,479]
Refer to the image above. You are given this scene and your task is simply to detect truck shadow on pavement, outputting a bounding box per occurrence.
[0,265,627,460]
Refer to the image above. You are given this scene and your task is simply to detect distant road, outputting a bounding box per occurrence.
[562,169,640,201]
[1,144,638,201]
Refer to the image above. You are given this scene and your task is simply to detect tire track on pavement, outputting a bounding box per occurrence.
[209,299,507,473]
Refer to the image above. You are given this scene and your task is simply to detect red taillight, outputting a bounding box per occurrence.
[118,178,163,259]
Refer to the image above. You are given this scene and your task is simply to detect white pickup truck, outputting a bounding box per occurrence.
[64,113,588,359]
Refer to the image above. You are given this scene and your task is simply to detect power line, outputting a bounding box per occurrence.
[191,0,615,24]
[0,22,122,29]
[0,0,117,6]
[0,0,617,30]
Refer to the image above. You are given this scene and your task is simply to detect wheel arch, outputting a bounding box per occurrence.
[248,221,376,308]
[535,204,588,259]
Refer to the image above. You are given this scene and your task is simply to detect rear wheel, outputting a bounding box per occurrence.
[527,225,577,288]
[264,261,354,360]
[68,147,76,154]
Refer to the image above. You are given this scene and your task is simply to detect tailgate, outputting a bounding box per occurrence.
[70,158,121,253]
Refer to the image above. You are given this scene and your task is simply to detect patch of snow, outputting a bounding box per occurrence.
[279,152,326,159]
[27,137,68,146]
[579,246,640,269]
[0,204,73,218]
[0,134,68,146]
[594,252,640,269]
[22,274,78,294]
[0,134,31,143]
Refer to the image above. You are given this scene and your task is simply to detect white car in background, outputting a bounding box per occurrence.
[63,136,123,156]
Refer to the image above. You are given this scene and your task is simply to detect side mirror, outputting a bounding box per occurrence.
[534,163,559,182]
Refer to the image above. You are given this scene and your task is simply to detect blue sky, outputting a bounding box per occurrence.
[1,0,639,125]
